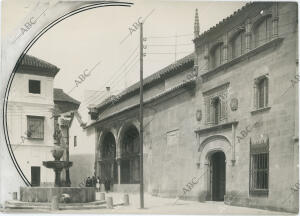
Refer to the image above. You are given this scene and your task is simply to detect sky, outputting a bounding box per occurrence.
[3,0,246,111]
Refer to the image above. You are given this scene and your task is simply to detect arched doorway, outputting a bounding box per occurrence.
[120,125,140,184]
[210,151,226,201]
[100,132,118,183]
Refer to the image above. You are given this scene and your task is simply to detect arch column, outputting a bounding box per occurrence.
[245,18,252,52]
[272,3,279,38]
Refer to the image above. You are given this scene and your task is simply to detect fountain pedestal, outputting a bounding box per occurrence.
[43,161,73,187]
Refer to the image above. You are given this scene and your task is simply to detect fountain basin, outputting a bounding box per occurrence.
[43,161,73,169]
[20,187,95,203]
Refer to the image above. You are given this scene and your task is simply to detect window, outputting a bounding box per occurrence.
[29,80,41,94]
[250,138,269,196]
[205,92,228,126]
[255,77,268,109]
[212,97,221,124]
[27,116,44,139]
[211,43,224,68]
[74,136,77,147]
[253,16,272,48]
[232,31,245,58]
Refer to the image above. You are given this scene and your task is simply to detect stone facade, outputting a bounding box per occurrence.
[86,2,298,213]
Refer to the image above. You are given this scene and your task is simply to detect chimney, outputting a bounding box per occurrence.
[106,86,111,96]
[194,8,200,39]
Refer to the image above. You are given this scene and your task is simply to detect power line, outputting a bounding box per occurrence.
[78,53,139,109]
[76,45,139,108]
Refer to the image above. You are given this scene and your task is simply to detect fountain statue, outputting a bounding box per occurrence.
[16,123,96,204]
[42,124,72,186]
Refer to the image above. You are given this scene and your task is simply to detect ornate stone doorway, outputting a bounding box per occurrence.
[210,151,226,201]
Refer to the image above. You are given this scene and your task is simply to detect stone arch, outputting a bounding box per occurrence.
[197,134,231,167]
[229,27,246,59]
[197,135,231,202]
[251,13,272,32]
[116,120,139,157]
[117,122,140,184]
[209,41,224,68]
[228,27,245,43]
[97,129,118,184]
[97,128,117,154]
[251,13,273,48]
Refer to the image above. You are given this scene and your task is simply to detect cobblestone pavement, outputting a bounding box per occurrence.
[2,192,292,214]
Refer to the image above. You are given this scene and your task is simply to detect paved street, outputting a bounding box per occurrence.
[1,192,293,214]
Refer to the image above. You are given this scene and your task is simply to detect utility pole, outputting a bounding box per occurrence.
[139,22,144,209]
[175,33,177,62]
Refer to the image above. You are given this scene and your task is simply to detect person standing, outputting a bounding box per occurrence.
[96,177,100,192]
[104,177,109,193]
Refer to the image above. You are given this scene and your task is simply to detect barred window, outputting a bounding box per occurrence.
[250,138,269,196]
[27,116,44,139]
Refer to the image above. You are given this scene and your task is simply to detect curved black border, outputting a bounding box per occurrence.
[2,1,133,187]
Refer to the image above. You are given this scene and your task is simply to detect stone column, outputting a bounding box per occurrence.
[204,44,209,72]
[253,80,257,109]
[223,34,228,63]
[272,2,279,38]
[245,18,252,52]
[117,159,121,184]
[231,123,236,166]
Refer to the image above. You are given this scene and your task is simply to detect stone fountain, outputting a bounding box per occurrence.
[18,125,95,203]
[42,144,73,187]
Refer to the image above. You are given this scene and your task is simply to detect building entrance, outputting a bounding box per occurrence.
[210,151,226,201]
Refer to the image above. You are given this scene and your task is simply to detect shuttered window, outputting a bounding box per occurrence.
[27,116,44,139]
[205,94,228,125]
[255,77,268,109]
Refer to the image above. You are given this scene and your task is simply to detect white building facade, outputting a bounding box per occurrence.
[6,55,60,186]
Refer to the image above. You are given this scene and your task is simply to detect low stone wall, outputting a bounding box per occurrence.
[20,187,95,203]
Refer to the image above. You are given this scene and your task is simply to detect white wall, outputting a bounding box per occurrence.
[6,72,55,185]
[69,116,96,186]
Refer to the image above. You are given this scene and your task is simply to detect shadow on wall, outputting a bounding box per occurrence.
[69,154,94,187]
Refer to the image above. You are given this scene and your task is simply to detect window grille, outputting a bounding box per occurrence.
[249,138,269,196]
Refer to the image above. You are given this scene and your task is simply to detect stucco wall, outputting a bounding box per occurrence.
[7,71,55,185]
[69,120,96,186]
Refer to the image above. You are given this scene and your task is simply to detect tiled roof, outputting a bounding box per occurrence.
[194,2,252,41]
[86,79,196,128]
[20,54,60,72]
[94,53,194,110]
[54,88,80,105]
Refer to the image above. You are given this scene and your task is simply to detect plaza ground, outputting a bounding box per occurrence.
[1,192,294,214]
